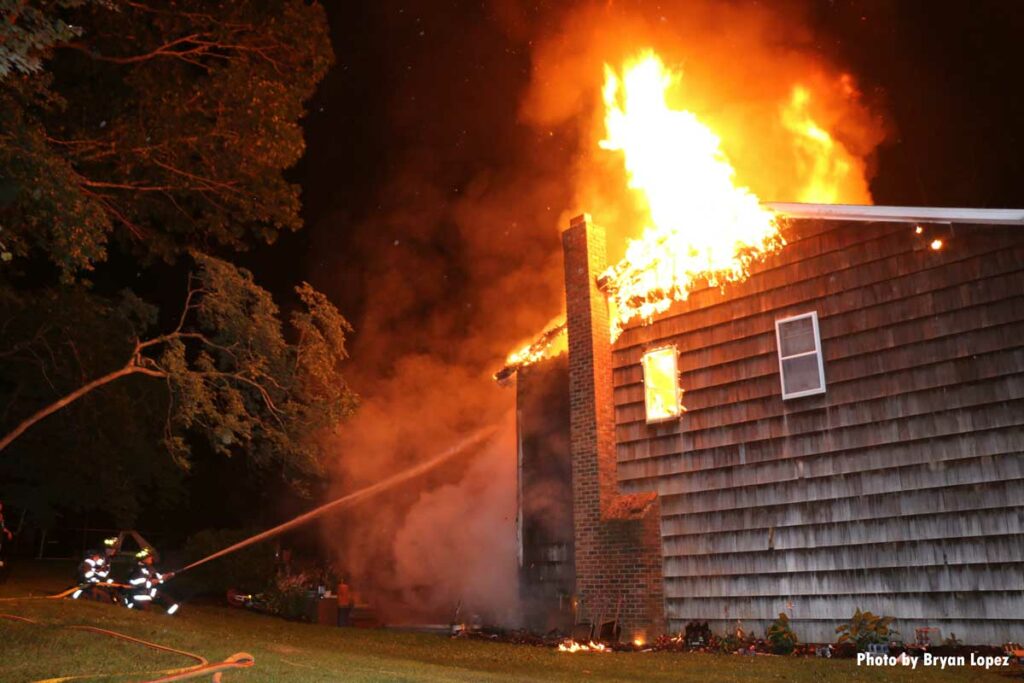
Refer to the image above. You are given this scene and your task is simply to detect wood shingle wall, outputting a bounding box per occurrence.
[611,219,1024,643]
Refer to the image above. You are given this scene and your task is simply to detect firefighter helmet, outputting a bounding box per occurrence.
[135,547,153,560]
[103,536,118,547]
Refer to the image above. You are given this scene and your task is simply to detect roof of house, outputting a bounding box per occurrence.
[494,203,1024,381]
[764,203,1024,225]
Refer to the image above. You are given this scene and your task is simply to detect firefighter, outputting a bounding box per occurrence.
[72,549,107,600]
[125,547,179,615]
[100,536,118,581]
[91,536,122,601]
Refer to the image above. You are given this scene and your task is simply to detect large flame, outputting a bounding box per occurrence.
[599,51,782,338]
[498,44,878,376]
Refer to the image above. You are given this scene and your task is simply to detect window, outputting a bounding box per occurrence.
[775,311,826,399]
[641,346,683,423]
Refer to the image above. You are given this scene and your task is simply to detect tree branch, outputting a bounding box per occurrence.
[0,361,164,453]
[67,33,206,64]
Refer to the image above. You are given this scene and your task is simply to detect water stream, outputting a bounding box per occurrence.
[176,425,499,574]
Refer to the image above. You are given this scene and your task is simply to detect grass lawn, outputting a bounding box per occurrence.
[0,561,1016,682]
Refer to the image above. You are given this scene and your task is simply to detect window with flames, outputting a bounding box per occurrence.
[641,346,684,423]
[775,311,826,399]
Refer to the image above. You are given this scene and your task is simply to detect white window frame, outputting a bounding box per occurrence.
[641,344,683,424]
[775,311,826,400]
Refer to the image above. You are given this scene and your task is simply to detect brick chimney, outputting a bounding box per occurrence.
[562,214,665,640]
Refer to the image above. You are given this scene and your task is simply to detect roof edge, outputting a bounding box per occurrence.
[763,202,1024,226]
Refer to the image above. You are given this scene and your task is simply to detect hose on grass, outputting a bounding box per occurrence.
[0,586,80,602]
[0,613,254,682]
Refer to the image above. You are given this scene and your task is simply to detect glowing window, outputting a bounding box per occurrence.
[641,346,683,423]
[775,311,826,400]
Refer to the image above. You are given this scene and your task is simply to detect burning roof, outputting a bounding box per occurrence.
[493,200,1024,383]
[497,43,899,380]
[495,320,567,383]
[596,52,786,339]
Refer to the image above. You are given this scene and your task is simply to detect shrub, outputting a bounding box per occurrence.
[265,570,314,621]
[835,609,898,650]
[766,612,799,654]
[717,633,742,654]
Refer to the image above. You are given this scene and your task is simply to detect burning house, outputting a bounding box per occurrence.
[510,51,1024,645]
[515,207,1024,644]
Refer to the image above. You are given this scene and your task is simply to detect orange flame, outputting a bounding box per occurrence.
[499,42,880,375]
[781,85,853,203]
[599,51,783,339]
[558,640,609,653]
[495,316,568,381]
[503,316,567,368]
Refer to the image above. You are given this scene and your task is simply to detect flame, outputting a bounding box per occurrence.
[494,317,567,381]
[558,640,609,653]
[781,85,853,203]
[503,317,567,369]
[499,46,878,374]
[599,51,782,339]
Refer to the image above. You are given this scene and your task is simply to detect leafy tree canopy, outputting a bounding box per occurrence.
[0,0,333,278]
[0,253,357,519]
[0,1,348,524]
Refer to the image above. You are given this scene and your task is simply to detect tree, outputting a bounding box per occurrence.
[0,252,357,478]
[0,0,332,278]
[0,0,342,523]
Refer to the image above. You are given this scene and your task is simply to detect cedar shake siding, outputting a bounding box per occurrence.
[611,217,1024,643]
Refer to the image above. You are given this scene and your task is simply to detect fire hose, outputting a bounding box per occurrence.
[0,612,253,682]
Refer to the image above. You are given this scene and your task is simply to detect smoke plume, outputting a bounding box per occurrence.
[314,0,885,625]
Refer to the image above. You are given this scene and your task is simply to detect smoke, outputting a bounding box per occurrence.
[314,0,885,626]
[313,3,570,624]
